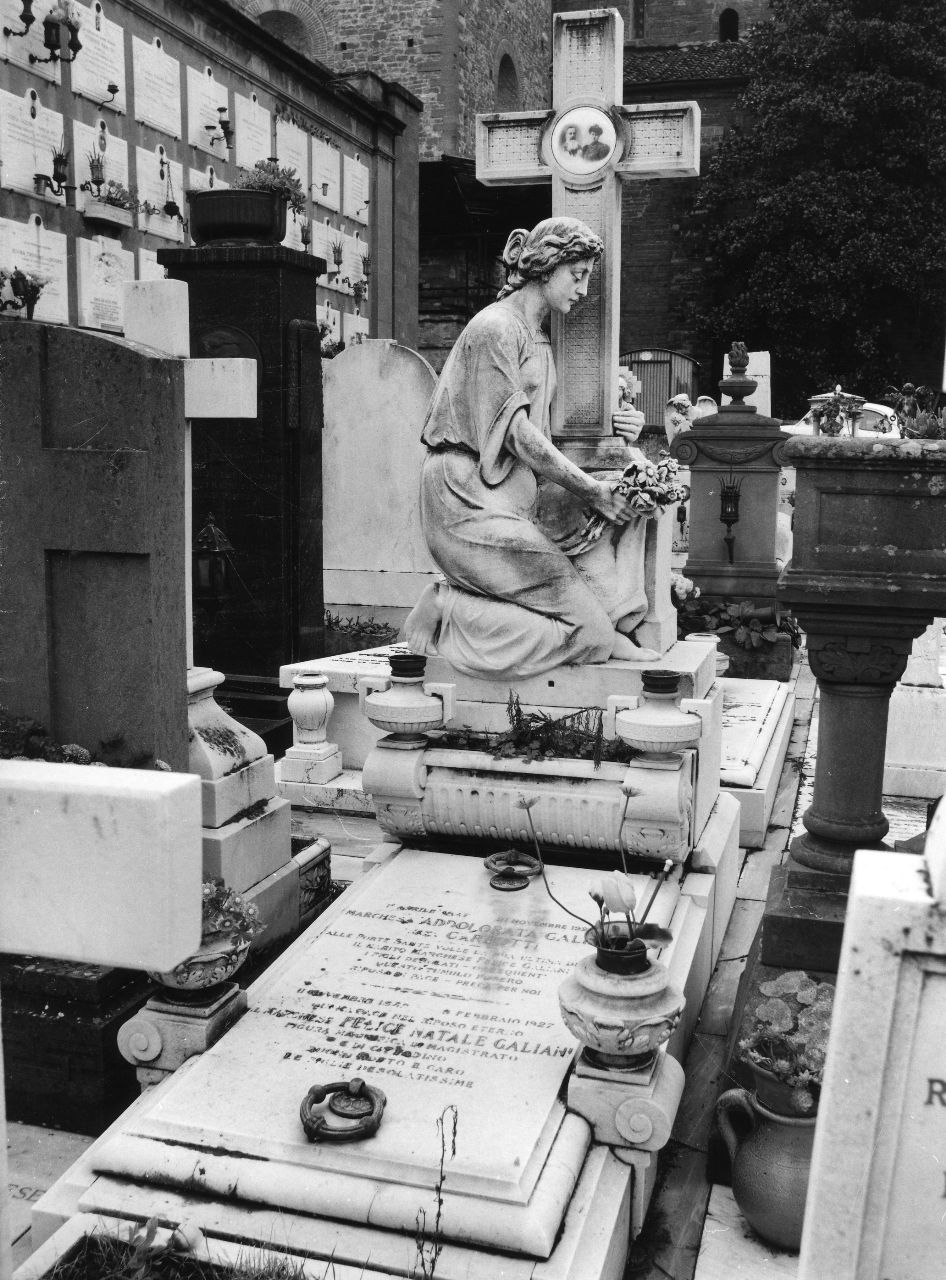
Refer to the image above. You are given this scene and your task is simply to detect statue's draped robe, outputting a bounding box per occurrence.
[417,301,648,680]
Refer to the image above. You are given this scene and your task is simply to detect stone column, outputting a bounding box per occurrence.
[764,435,946,969]
[791,617,923,872]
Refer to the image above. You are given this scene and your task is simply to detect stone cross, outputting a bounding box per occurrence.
[0,761,204,1280]
[476,7,699,459]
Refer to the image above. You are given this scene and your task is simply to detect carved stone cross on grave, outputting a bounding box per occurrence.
[477,7,699,466]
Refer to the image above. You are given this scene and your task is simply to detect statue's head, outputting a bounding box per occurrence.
[498,217,603,299]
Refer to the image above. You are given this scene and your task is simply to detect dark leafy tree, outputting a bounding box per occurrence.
[689,0,946,415]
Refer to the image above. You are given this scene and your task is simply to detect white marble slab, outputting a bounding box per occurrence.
[0,0,61,82]
[275,117,308,185]
[186,63,228,155]
[0,760,202,970]
[0,213,69,324]
[92,848,682,1255]
[718,679,792,788]
[233,91,271,170]
[74,117,130,217]
[71,1,126,113]
[312,136,340,211]
[0,88,65,202]
[342,152,370,224]
[131,36,181,137]
[135,145,185,242]
[76,235,134,331]
[799,825,946,1278]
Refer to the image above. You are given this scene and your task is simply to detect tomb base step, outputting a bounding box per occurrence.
[759,863,850,972]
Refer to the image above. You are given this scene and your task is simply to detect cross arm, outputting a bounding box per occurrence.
[615,101,701,180]
[476,111,555,186]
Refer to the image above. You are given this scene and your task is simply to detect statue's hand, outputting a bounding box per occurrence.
[612,408,645,444]
[590,479,634,525]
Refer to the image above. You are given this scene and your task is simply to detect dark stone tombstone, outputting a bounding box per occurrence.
[766,436,946,969]
[0,317,190,1130]
[0,321,188,768]
[158,246,326,699]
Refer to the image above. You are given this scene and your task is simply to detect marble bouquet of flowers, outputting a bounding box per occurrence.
[557,452,689,557]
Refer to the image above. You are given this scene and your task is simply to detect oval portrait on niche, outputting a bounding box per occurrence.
[550,107,618,176]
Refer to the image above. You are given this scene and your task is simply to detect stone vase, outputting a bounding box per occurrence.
[716,1086,816,1250]
[188,188,288,246]
[558,942,685,1072]
[148,934,251,1001]
[614,669,703,758]
[287,672,334,744]
[359,651,452,745]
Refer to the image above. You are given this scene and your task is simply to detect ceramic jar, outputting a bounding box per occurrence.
[558,945,685,1072]
[148,935,250,1001]
[358,651,455,746]
[716,1086,816,1250]
[615,669,703,758]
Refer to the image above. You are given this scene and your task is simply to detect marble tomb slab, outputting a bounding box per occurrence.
[88,848,687,1258]
[718,678,795,847]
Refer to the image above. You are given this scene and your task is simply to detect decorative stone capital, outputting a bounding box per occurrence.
[805,635,912,687]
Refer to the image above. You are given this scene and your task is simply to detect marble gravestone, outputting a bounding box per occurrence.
[322,340,439,627]
[798,803,946,1277]
[35,848,703,1277]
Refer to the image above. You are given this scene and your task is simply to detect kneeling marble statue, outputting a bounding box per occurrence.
[405,217,660,680]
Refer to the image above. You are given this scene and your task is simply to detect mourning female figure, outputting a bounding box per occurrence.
[405,217,655,680]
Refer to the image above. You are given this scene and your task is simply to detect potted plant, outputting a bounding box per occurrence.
[0,267,50,320]
[147,878,266,999]
[716,970,835,1250]
[188,158,307,246]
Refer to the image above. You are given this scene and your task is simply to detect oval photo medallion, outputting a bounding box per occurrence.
[551,107,617,177]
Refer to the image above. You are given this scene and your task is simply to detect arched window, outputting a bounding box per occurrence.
[719,8,739,42]
[244,2,331,63]
[259,11,310,49]
[495,54,520,110]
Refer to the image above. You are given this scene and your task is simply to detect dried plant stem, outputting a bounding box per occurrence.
[523,807,594,933]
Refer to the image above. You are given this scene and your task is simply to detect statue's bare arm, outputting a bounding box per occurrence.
[505,410,634,523]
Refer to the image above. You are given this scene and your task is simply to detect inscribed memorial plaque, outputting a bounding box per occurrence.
[342,152,369,223]
[71,1,126,114]
[312,137,340,211]
[0,0,61,82]
[0,214,69,323]
[186,64,228,155]
[311,217,336,281]
[132,35,181,137]
[136,145,185,242]
[275,117,308,186]
[76,235,134,331]
[319,302,340,344]
[0,88,66,203]
[92,849,679,1251]
[73,117,129,215]
[233,91,270,170]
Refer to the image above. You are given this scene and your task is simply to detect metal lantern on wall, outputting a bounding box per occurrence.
[193,512,235,604]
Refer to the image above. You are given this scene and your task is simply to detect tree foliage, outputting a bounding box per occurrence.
[690,0,946,413]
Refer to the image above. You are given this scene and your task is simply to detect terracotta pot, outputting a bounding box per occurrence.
[148,934,250,1000]
[716,1086,816,1250]
[188,188,288,245]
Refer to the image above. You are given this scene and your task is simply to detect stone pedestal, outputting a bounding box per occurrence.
[769,436,946,969]
[117,984,248,1089]
[671,347,790,609]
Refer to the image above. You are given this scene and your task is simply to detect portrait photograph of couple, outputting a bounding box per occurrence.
[551,109,618,174]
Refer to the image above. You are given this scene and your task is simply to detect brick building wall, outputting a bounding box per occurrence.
[552,0,770,45]
[234,0,550,162]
